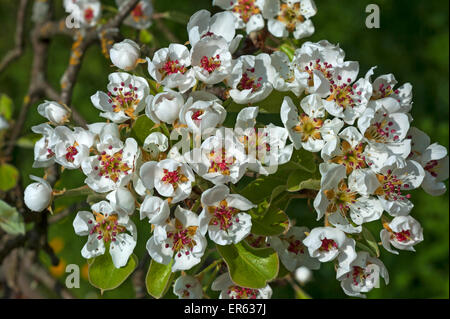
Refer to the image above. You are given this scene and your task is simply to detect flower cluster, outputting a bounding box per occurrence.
[23,0,448,299]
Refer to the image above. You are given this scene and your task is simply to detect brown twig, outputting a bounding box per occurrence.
[0,0,29,74]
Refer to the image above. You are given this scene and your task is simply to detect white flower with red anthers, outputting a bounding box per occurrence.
[321,63,373,125]
[173,275,204,299]
[37,101,70,125]
[147,44,196,93]
[179,92,227,134]
[270,51,304,96]
[302,226,357,272]
[81,125,139,193]
[407,127,449,196]
[212,272,273,299]
[139,196,170,225]
[368,159,424,216]
[235,106,293,174]
[199,184,255,245]
[116,0,153,30]
[24,175,53,212]
[357,102,411,171]
[268,226,320,271]
[146,206,207,272]
[228,53,275,104]
[337,251,389,298]
[187,10,243,54]
[213,0,266,34]
[281,95,327,152]
[142,132,169,161]
[145,90,184,125]
[73,200,137,268]
[291,40,346,97]
[110,39,144,71]
[186,128,248,185]
[314,163,384,232]
[140,158,195,204]
[366,68,413,114]
[91,72,149,123]
[323,126,368,175]
[52,126,95,169]
[64,0,101,28]
[31,123,57,168]
[263,0,317,39]
[380,215,424,255]
[190,36,233,85]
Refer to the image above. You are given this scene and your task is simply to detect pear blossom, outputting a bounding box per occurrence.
[314,163,383,229]
[270,51,303,96]
[213,0,266,34]
[37,101,70,125]
[116,0,153,30]
[145,90,184,125]
[52,126,95,169]
[82,125,139,193]
[146,206,206,272]
[268,226,320,271]
[380,215,423,254]
[91,72,149,123]
[187,10,243,53]
[173,275,203,299]
[212,272,273,299]
[73,200,137,268]
[110,39,143,71]
[199,184,255,245]
[186,128,248,185]
[303,226,357,272]
[106,187,136,217]
[140,158,195,203]
[407,127,449,196]
[147,44,196,93]
[228,53,275,104]
[142,132,169,161]
[190,36,233,85]
[295,266,313,285]
[64,0,101,28]
[263,0,317,39]
[24,175,53,212]
[291,40,345,96]
[179,92,227,134]
[235,106,293,174]
[140,195,170,225]
[337,251,389,298]
[31,123,57,168]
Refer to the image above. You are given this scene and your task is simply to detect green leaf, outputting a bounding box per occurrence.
[130,115,159,145]
[0,163,19,191]
[88,252,138,293]
[279,43,295,61]
[16,134,41,149]
[286,169,320,192]
[0,200,25,235]
[249,201,290,236]
[361,226,380,257]
[277,261,290,279]
[216,241,279,288]
[279,148,317,173]
[139,29,153,44]
[145,259,175,299]
[0,94,13,120]
[239,174,286,204]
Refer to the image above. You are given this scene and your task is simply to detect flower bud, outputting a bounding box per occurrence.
[110,39,141,71]
[295,266,313,285]
[146,91,184,124]
[24,175,53,212]
[37,101,70,125]
[0,115,9,131]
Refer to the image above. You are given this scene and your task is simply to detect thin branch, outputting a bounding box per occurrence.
[0,0,29,74]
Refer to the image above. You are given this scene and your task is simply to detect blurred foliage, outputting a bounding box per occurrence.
[0,0,448,298]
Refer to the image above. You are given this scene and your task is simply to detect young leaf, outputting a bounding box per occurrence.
[88,252,138,293]
[361,226,380,257]
[145,259,175,299]
[286,169,320,192]
[249,201,290,236]
[216,241,279,288]
[0,94,14,120]
[0,200,25,235]
[130,115,159,145]
[0,163,19,191]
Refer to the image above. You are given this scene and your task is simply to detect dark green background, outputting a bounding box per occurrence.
[0,0,448,298]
